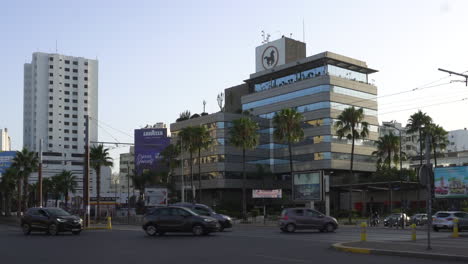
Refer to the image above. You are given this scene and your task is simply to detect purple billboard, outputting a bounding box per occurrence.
[134,128,170,175]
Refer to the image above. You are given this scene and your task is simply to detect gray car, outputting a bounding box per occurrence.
[172,203,233,231]
[279,208,338,233]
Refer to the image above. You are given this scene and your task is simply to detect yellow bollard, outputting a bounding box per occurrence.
[107,216,112,230]
[452,218,459,238]
[360,222,367,242]
[411,223,416,241]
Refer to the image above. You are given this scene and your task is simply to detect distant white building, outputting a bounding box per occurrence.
[447,128,468,153]
[23,52,101,196]
[0,128,11,151]
[119,146,135,197]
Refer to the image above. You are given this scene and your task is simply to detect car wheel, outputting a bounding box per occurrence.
[72,231,81,235]
[22,223,31,235]
[192,225,205,236]
[285,223,296,233]
[48,224,58,236]
[324,223,336,233]
[433,226,439,232]
[145,225,158,236]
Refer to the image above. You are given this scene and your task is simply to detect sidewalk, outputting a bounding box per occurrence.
[333,236,468,262]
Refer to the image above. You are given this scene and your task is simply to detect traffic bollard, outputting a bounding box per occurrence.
[360,222,367,242]
[411,223,416,241]
[107,216,112,230]
[452,218,459,238]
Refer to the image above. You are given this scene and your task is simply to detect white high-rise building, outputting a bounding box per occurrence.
[0,128,11,151]
[447,128,468,152]
[23,52,99,196]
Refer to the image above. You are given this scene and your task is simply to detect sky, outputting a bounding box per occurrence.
[1,0,468,172]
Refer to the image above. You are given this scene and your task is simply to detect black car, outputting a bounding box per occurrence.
[21,207,83,235]
[142,206,219,236]
[172,203,233,231]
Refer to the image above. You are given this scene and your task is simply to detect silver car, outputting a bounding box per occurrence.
[279,208,338,233]
[432,211,468,231]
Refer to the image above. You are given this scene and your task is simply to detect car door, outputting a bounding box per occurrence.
[173,208,192,231]
[36,209,50,230]
[24,209,38,229]
[292,209,308,229]
[156,208,173,230]
[304,209,323,228]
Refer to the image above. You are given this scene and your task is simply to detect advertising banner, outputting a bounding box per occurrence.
[145,188,168,206]
[293,171,322,201]
[0,151,16,177]
[134,128,170,175]
[434,166,468,198]
[252,189,282,198]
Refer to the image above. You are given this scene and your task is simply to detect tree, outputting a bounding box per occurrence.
[424,124,449,168]
[406,110,432,168]
[176,110,191,122]
[0,167,18,216]
[90,144,113,221]
[131,169,154,214]
[192,126,212,203]
[273,108,304,201]
[42,178,54,207]
[56,170,77,208]
[179,126,198,202]
[12,148,38,215]
[335,106,369,224]
[373,132,401,169]
[229,116,259,219]
[160,144,180,184]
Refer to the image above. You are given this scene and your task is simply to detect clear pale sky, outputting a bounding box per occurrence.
[1,0,468,171]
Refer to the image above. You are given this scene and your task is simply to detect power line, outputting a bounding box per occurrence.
[379,97,468,115]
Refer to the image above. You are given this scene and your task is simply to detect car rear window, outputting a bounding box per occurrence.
[454,213,468,218]
[436,213,450,218]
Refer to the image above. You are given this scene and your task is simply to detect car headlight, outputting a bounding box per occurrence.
[79,218,83,223]
[225,216,232,221]
[56,218,67,223]
[203,218,213,222]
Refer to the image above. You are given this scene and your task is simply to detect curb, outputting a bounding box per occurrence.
[332,242,468,262]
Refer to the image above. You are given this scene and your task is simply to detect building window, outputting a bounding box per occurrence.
[72,122,77,126]
[64,129,69,133]
[49,112,53,116]
[72,145,77,149]
[65,75,70,79]
[49,65,53,69]
[64,114,70,118]
[65,91,70,95]
[64,99,70,102]
[72,130,78,134]
[48,120,53,124]
[49,57,53,61]
[49,73,53,77]
[84,77,88,81]
[72,114,78,118]
[48,144,53,147]
[64,137,69,141]
[84,61,88,66]
[72,138,77,142]
[73,61,78,65]
[49,96,53,100]
[49,80,53,84]
[84,100,88,104]
[49,89,53,92]
[73,99,78,103]
[64,106,70,110]
[72,84,78,88]
[64,145,69,149]
[84,107,88,111]
[72,107,78,111]
[84,85,88,89]
[64,122,70,125]
[84,92,88,96]
[65,83,70,87]
[49,136,53,140]
[73,69,78,73]
[49,128,53,132]
[65,68,70,72]
[73,76,77,80]
[84,69,88,73]
[49,104,53,108]
[65,60,70,64]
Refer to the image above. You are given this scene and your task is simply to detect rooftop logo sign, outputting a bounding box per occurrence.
[262,46,279,70]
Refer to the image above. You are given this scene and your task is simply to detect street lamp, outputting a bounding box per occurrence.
[17,165,25,218]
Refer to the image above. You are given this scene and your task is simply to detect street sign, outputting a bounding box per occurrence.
[252,189,282,198]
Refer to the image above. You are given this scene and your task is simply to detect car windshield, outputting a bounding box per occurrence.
[46,208,71,216]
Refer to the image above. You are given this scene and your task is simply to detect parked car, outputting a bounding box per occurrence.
[278,208,338,233]
[383,213,410,227]
[142,206,219,236]
[410,214,428,226]
[435,187,449,195]
[432,211,468,231]
[172,203,233,231]
[21,207,83,236]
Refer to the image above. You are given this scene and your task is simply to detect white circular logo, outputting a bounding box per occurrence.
[262,46,279,70]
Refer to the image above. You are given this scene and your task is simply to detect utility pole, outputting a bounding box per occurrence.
[83,115,90,228]
[127,161,130,224]
[180,139,185,203]
[38,139,43,207]
[438,68,468,86]
[421,132,432,250]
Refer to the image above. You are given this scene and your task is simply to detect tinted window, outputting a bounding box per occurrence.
[45,208,70,216]
[454,213,468,218]
[436,213,450,218]
[194,207,211,216]
[27,208,39,216]
[157,208,171,216]
[174,208,191,217]
[305,210,321,217]
[294,209,304,216]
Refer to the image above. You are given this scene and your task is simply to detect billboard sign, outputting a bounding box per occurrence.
[293,171,322,201]
[252,189,282,198]
[434,166,468,198]
[145,188,168,206]
[0,151,16,177]
[134,128,170,175]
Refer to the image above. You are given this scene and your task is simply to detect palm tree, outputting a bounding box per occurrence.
[42,178,54,207]
[192,126,212,203]
[56,170,77,208]
[131,170,154,213]
[273,108,304,201]
[0,167,18,216]
[406,110,432,168]
[335,106,369,224]
[229,116,259,219]
[50,175,62,207]
[179,126,198,202]
[90,144,113,221]
[373,132,401,169]
[12,148,38,215]
[425,124,449,168]
[160,144,180,184]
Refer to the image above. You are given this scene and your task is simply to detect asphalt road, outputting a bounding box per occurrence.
[0,224,458,264]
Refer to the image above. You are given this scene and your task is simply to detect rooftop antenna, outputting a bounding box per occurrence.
[203,100,206,113]
[289,33,293,38]
[302,19,305,42]
[55,40,58,53]
[261,30,271,44]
